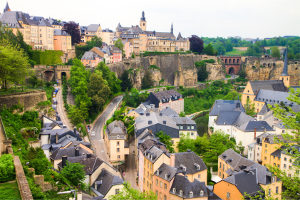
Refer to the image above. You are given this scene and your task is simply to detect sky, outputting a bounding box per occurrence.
[3,0,300,39]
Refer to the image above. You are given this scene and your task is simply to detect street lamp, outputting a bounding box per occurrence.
[57,189,76,200]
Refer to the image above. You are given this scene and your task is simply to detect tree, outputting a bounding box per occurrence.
[88,71,111,112]
[203,43,216,55]
[86,36,102,48]
[195,61,208,82]
[97,62,121,94]
[141,70,153,89]
[114,39,124,54]
[0,42,30,89]
[156,131,174,153]
[63,22,81,44]
[245,98,256,117]
[68,105,88,125]
[268,89,300,199]
[270,46,280,58]
[189,35,204,54]
[110,183,156,200]
[60,162,85,186]
[0,154,15,182]
[120,70,132,92]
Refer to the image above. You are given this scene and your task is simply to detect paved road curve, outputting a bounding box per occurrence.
[56,86,73,130]
[90,96,123,163]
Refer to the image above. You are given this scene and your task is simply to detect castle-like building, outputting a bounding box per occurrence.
[116,11,190,55]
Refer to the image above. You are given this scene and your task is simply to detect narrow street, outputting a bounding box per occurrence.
[90,96,123,163]
[123,139,139,189]
[56,86,73,130]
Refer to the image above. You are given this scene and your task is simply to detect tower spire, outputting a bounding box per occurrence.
[141,11,146,21]
[171,23,173,34]
[282,48,288,76]
[4,2,11,12]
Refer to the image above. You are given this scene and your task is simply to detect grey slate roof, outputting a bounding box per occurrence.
[54,29,70,36]
[249,80,287,94]
[209,100,244,116]
[144,145,166,163]
[87,24,100,32]
[81,51,102,60]
[58,154,103,175]
[154,163,177,181]
[244,121,273,132]
[255,89,300,112]
[174,151,207,174]
[0,11,23,28]
[258,103,270,115]
[92,169,123,196]
[215,111,241,125]
[219,149,255,173]
[160,107,179,117]
[151,90,182,102]
[170,175,208,198]
[138,138,168,154]
[50,146,90,160]
[172,117,196,125]
[223,169,263,196]
[106,120,127,140]
[135,112,179,138]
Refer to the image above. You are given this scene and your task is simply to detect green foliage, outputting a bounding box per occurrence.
[245,98,256,117]
[270,46,280,58]
[27,75,44,88]
[110,182,157,200]
[97,62,121,94]
[194,113,209,136]
[31,50,63,65]
[0,41,30,89]
[149,65,160,70]
[61,162,86,187]
[0,154,15,182]
[141,70,154,89]
[120,70,133,92]
[0,181,21,200]
[178,81,239,114]
[243,42,263,57]
[178,131,237,167]
[75,36,103,59]
[203,43,216,55]
[114,39,124,55]
[123,88,149,108]
[156,131,174,153]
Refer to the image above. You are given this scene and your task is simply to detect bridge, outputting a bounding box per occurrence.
[34,65,72,83]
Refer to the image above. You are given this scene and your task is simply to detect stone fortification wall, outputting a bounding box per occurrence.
[108,54,224,88]
[0,90,47,111]
[244,57,300,85]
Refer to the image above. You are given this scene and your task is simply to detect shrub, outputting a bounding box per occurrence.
[0,154,15,182]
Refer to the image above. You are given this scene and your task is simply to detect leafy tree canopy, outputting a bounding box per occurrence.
[61,162,85,186]
[110,183,156,200]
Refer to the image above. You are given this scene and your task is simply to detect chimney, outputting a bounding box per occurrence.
[170,154,175,167]
[254,128,257,139]
[62,156,67,168]
[75,148,80,156]
[56,133,59,144]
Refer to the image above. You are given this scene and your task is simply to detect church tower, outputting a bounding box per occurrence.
[4,2,11,12]
[140,11,147,31]
[279,48,290,88]
[171,23,173,34]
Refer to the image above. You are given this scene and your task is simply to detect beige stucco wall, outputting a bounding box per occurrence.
[104,184,124,199]
[261,181,282,200]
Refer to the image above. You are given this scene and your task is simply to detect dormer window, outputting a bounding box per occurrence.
[200,190,204,196]
[172,188,176,193]
[189,191,193,198]
[194,163,200,170]
[179,190,183,196]
[156,170,160,176]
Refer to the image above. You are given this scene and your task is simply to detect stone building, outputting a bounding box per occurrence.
[53,29,72,52]
[116,11,190,55]
[105,121,129,164]
[220,56,241,75]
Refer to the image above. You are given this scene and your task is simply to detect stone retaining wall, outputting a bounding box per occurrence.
[0,90,47,111]
[14,156,33,200]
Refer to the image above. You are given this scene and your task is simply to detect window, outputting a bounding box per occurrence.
[164,195,167,200]
[290,159,293,163]
[187,126,190,130]
[156,179,158,185]
[117,141,120,146]
[268,189,271,196]
[191,126,194,129]
[265,144,267,147]
[284,157,287,161]
[226,192,230,198]
[117,155,120,159]
[264,157,267,160]
[164,183,167,189]
[276,186,279,194]
[219,162,222,168]
[115,189,120,194]
[160,181,162,188]
[284,164,286,168]
[117,148,120,152]
[198,174,201,179]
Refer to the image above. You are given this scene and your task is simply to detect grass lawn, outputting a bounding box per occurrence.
[0,181,21,200]
[225,49,245,56]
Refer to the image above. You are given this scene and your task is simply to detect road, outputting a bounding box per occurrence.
[123,139,139,189]
[90,96,123,163]
[56,86,73,130]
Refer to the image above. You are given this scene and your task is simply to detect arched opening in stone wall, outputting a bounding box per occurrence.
[44,70,54,82]
[61,72,67,83]
[229,67,235,75]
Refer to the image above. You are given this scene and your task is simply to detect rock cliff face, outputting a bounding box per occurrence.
[108,54,223,88]
[245,57,300,86]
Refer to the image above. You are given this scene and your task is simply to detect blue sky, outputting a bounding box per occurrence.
[3,0,300,38]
